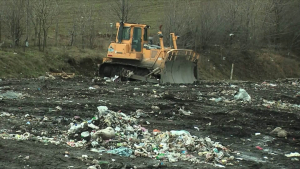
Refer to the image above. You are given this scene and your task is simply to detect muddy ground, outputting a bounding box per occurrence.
[1,77,300,169]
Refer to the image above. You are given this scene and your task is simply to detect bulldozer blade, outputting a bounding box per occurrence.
[161,57,197,84]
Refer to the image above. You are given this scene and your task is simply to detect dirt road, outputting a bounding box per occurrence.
[1,77,300,169]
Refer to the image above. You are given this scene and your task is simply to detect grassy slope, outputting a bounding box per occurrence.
[55,0,165,35]
[0,47,104,78]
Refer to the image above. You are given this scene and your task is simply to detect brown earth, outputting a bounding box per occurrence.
[1,76,300,169]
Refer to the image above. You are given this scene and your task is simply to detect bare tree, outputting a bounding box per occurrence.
[78,6,88,49]
[101,0,139,24]
[54,1,61,47]
[0,10,2,42]
[4,0,26,48]
[87,7,96,49]
[69,17,78,46]
[33,0,57,51]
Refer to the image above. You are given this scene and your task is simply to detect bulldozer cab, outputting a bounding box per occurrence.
[116,22,149,53]
[104,22,150,61]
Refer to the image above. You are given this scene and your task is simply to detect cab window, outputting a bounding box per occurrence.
[123,27,131,40]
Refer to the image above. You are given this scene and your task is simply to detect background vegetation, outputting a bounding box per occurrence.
[0,0,300,80]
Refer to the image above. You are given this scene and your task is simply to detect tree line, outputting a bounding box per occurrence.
[162,0,300,53]
[0,0,299,53]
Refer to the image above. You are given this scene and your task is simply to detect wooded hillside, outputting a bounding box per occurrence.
[0,0,299,53]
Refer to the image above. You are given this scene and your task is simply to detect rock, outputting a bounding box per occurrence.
[55,106,62,111]
[48,75,56,80]
[277,129,288,138]
[270,127,288,138]
[228,110,239,115]
[151,106,160,111]
[38,76,46,80]
[95,127,115,140]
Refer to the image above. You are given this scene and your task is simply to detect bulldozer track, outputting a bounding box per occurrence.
[99,62,157,80]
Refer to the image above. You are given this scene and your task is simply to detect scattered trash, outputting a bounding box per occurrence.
[170,130,190,136]
[230,84,238,88]
[49,72,75,79]
[64,151,69,157]
[255,133,261,136]
[0,112,11,117]
[234,88,251,102]
[285,152,300,157]
[256,146,263,150]
[38,73,56,80]
[214,97,223,103]
[81,131,90,139]
[55,106,62,111]
[262,82,277,87]
[107,147,133,157]
[97,106,108,116]
[0,91,23,100]
[178,107,192,116]
[89,87,96,90]
[104,75,120,82]
[64,106,234,164]
[291,158,299,161]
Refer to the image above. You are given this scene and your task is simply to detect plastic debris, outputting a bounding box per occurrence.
[0,91,23,100]
[234,88,251,102]
[178,107,192,116]
[81,131,90,138]
[170,130,190,136]
[0,112,11,117]
[256,146,263,150]
[285,152,300,157]
[97,106,108,116]
[55,106,62,111]
[107,147,133,157]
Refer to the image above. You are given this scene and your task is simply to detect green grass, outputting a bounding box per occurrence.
[0,47,103,78]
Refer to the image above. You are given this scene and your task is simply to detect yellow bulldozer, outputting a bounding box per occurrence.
[99,22,199,84]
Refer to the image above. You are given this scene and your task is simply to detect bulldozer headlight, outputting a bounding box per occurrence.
[108,48,114,52]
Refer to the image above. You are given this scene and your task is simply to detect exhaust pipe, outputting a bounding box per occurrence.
[117,22,124,43]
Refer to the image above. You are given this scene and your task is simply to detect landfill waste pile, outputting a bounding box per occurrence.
[1,77,300,169]
[66,106,234,166]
